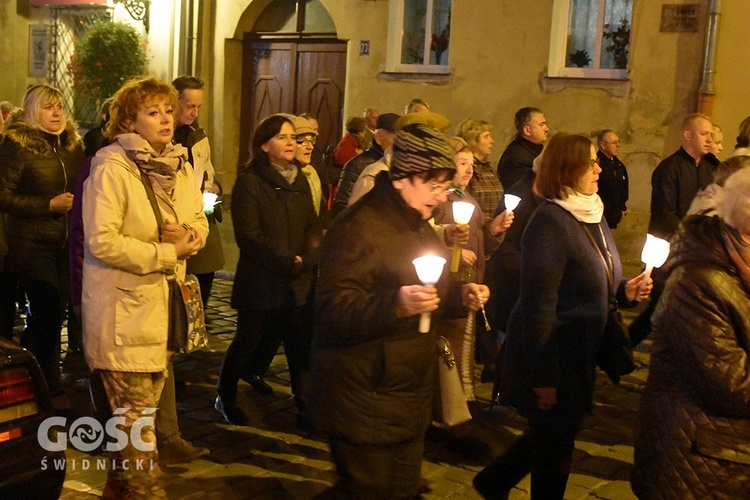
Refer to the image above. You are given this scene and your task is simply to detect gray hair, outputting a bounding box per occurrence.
[716,168,750,235]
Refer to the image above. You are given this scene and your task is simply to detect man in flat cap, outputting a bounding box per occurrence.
[333,112,400,214]
[310,123,489,498]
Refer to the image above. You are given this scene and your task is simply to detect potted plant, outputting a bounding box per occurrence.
[68,21,148,106]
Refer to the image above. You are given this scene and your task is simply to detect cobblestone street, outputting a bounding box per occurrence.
[51,277,651,499]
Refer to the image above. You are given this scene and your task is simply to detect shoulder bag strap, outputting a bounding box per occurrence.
[138,169,163,242]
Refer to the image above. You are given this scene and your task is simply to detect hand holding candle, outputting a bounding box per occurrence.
[412,254,447,333]
[451,201,475,273]
[638,234,670,299]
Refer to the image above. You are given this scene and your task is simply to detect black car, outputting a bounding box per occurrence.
[0,338,65,499]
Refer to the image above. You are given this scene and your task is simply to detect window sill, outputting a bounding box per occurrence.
[541,74,631,97]
[378,71,452,84]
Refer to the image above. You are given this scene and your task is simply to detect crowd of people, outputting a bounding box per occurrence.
[1,79,749,499]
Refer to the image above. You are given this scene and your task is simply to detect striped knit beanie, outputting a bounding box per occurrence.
[389,123,456,180]
[445,136,470,155]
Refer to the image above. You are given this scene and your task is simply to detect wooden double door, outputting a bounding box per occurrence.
[240,38,347,169]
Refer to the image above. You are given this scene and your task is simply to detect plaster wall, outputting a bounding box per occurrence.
[712,1,749,154]
[0,1,50,105]
[213,0,724,263]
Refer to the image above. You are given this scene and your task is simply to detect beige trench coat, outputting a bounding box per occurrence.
[81,142,208,373]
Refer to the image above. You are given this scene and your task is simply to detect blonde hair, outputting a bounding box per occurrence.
[106,76,178,139]
[22,85,64,130]
[456,118,492,152]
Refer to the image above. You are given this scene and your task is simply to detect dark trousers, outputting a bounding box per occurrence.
[474,415,579,499]
[318,436,424,500]
[217,304,313,406]
[8,246,69,395]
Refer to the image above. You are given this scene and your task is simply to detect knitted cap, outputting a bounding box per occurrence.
[389,123,456,180]
[445,136,470,154]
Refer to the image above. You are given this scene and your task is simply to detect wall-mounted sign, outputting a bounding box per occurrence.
[360,40,370,56]
[29,25,49,78]
[660,4,700,32]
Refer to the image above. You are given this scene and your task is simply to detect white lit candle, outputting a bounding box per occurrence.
[412,254,447,333]
[504,194,521,212]
[203,192,219,215]
[450,201,475,273]
[638,234,670,298]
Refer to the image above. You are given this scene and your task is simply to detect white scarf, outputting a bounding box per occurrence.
[551,187,604,223]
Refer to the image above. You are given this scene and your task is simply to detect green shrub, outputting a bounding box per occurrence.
[68,21,148,102]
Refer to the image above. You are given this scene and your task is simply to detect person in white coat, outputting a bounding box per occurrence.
[82,76,208,498]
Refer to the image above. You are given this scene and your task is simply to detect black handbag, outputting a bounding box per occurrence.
[581,224,635,383]
[596,302,635,383]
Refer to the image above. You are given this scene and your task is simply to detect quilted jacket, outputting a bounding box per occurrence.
[0,116,83,249]
[632,215,750,499]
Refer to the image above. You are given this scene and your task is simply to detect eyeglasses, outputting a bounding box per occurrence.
[296,137,316,146]
[589,158,600,171]
[426,181,454,195]
[602,140,620,146]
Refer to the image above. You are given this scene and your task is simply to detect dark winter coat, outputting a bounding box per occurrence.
[486,170,541,333]
[632,215,750,499]
[596,150,629,229]
[332,140,384,212]
[501,202,629,422]
[230,156,322,311]
[310,172,465,445]
[496,135,543,190]
[648,147,716,239]
[0,118,83,250]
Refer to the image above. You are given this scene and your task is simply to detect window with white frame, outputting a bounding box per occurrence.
[385,0,452,74]
[548,0,633,79]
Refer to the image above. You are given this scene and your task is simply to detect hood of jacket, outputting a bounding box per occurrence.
[3,112,81,156]
[664,215,736,278]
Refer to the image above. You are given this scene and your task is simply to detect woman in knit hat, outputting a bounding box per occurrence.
[310,123,490,498]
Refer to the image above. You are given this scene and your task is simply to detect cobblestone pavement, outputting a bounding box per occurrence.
[48,277,651,499]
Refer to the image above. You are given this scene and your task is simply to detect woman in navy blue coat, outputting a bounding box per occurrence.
[474,133,651,499]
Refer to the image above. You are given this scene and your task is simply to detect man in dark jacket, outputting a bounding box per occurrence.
[596,129,629,229]
[630,113,717,346]
[496,107,548,189]
[332,112,400,214]
[310,123,489,499]
[648,113,716,239]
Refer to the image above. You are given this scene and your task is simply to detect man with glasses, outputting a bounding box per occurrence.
[597,129,629,229]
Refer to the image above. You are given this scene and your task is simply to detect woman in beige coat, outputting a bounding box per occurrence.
[82,77,207,498]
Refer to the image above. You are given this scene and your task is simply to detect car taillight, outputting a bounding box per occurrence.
[0,367,39,425]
